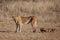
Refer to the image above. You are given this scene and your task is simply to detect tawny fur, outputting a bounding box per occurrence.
[12,16,38,32]
[40,28,56,32]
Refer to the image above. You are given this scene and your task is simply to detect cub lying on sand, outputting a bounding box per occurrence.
[40,28,56,32]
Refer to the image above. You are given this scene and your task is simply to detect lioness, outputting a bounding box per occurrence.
[12,16,38,32]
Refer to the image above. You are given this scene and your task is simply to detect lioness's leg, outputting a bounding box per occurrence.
[31,23,37,32]
[15,23,19,32]
[19,23,23,32]
[31,20,38,32]
[15,23,22,32]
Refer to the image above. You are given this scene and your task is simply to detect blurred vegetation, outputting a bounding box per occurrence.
[0,0,60,28]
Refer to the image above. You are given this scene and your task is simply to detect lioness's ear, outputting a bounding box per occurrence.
[12,16,14,18]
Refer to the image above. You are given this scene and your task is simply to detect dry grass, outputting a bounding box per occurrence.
[0,0,60,40]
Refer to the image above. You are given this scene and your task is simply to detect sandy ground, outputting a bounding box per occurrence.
[0,0,60,40]
[0,31,60,40]
[0,23,60,40]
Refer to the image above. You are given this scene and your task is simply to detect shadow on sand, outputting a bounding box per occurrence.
[0,30,15,33]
